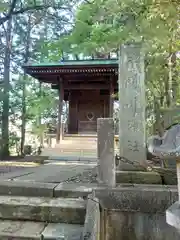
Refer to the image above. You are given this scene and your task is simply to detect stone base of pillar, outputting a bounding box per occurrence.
[166,202,180,231]
[116,170,162,184]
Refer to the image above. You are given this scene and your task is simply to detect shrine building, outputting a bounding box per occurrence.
[24,59,118,138]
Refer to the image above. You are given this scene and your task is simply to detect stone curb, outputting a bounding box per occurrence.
[54,183,102,198]
[0,181,102,198]
[0,196,86,224]
[94,184,178,213]
[0,181,58,197]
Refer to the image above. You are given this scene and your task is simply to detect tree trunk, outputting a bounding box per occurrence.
[20,15,31,155]
[1,19,12,158]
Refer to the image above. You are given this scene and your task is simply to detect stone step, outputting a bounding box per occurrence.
[42,222,83,239]
[43,148,97,153]
[56,142,97,147]
[0,196,86,224]
[0,220,83,239]
[54,183,102,198]
[56,145,97,150]
[55,147,97,151]
[41,149,97,158]
[0,181,57,197]
[64,135,97,140]
[0,181,99,199]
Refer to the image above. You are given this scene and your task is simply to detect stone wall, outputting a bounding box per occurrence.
[94,184,180,240]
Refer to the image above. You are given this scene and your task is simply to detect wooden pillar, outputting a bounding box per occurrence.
[56,80,64,144]
[109,78,114,117]
[67,92,71,134]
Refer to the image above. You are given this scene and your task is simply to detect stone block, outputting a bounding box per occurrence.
[42,223,83,240]
[54,183,103,198]
[104,210,180,240]
[116,171,162,184]
[0,220,45,239]
[97,118,115,187]
[0,196,86,224]
[155,168,177,185]
[83,195,100,240]
[95,185,171,213]
[166,185,178,204]
[117,162,146,171]
[0,180,56,197]
[116,171,132,183]
[166,201,180,229]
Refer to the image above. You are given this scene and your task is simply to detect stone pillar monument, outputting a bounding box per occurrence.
[118,44,147,169]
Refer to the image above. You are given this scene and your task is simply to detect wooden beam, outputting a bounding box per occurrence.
[63,83,111,90]
[109,77,114,117]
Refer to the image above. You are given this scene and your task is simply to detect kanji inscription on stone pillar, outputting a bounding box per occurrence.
[118,44,146,168]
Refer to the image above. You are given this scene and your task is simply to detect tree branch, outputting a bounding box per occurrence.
[7,0,18,17]
[0,4,71,25]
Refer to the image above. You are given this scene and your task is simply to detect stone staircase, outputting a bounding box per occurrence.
[0,181,88,239]
[42,135,97,159]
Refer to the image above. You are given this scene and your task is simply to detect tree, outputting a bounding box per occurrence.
[1,18,12,157]
[65,0,180,134]
[0,0,73,25]
[0,0,77,156]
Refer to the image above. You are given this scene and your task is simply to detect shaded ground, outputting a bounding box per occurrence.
[0,162,39,176]
[0,161,98,184]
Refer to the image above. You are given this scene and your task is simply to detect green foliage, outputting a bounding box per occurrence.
[68,0,179,53]
[0,0,74,156]
[62,0,180,135]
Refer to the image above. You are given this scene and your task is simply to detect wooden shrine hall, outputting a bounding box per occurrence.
[24,59,118,137]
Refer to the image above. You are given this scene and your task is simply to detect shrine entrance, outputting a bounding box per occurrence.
[69,89,110,134]
[24,59,118,139]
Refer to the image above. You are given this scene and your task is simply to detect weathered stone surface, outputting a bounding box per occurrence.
[14,164,95,183]
[167,185,178,204]
[166,201,180,230]
[116,171,132,183]
[0,196,86,224]
[42,223,83,240]
[54,183,102,198]
[97,118,115,187]
[155,168,177,185]
[176,161,180,202]
[0,220,45,239]
[117,162,146,171]
[83,195,100,240]
[0,180,57,197]
[95,185,172,213]
[116,171,162,184]
[118,44,146,169]
[104,211,180,240]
